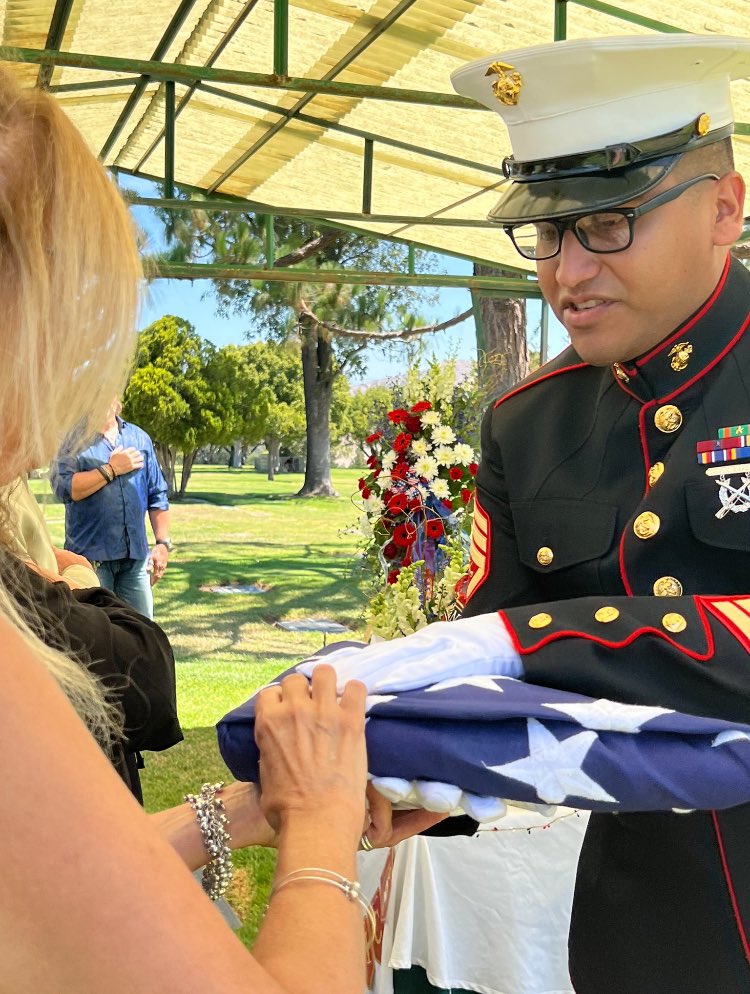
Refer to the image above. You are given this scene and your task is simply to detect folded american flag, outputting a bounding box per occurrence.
[217,646,750,813]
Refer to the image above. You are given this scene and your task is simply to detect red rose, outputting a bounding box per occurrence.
[387,568,400,584]
[461,487,473,504]
[449,466,464,481]
[410,401,432,413]
[361,486,371,500]
[366,431,383,444]
[405,416,422,433]
[383,541,398,558]
[388,493,408,514]
[393,432,412,453]
[442,498,454,510]
[393,522,417,547]
[425,518,444,539]
[469,462,479,476]
[388,408,409,424]
[357,477,366,491]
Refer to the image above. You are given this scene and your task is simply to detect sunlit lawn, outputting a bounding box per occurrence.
[34,464,369,944]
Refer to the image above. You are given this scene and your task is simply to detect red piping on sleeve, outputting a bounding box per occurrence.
[499,596,715,659]
[494,363,589,409]
[711,811,750,966]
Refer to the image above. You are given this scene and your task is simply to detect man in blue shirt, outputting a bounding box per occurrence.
[52,400,171,619]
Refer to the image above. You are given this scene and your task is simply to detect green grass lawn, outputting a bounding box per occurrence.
[33,465,369,944]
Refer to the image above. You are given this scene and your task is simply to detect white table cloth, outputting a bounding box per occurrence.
[358,807,589,994]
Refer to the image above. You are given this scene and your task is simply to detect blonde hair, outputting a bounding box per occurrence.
[0,69,142,742]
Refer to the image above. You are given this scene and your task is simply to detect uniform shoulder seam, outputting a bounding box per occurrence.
[493,356,589,410]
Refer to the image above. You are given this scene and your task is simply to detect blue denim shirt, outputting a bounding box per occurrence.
[52,419,169,562]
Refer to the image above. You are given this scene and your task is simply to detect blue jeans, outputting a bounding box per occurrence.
[95,557,153,619]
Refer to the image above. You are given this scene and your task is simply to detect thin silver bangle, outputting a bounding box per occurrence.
[272,867,376,946]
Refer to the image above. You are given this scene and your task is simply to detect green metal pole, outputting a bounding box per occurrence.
[164,80,176,199]
[471,292,488,366]
[569,0,687,33]
[273,0,288,77]
[554,0,567,41]
[540,299,549,365]
[362,139,374,214]
[148,261,542,295]
[407,246,415,275]
[0,47,485,111]
[264,214,276,268]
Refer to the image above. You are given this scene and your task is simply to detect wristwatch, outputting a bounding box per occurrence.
[155,538,173,552]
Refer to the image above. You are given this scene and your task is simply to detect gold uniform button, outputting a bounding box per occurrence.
[595,606,620,623]
[536,546,554,567]
[654,404,683,433]
[648,462,665,488]
[528,612,552,629]
[654,576,683,597]
[633,511,661,540]
[662,612,687,634]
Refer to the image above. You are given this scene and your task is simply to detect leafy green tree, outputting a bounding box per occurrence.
[348,384,395,456]
[150,204,472,497]
[123,315,256,496]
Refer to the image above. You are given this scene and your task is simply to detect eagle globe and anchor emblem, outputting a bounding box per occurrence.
[485,61,523,106]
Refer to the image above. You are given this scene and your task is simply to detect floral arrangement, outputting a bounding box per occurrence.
[357,397,478,638]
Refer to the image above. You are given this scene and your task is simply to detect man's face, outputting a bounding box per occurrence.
[535,174,725,366]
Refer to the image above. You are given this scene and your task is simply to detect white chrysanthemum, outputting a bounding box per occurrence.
[364,494,384,515]
[413,456,439,480]
[431,478,451,499]
[378,472,391,490]
[433,444,454,466]
[432,425,456,445]
[452,443,475,465]
[381,451,397,470]
[410,438,430,457]
[420,410,442,427]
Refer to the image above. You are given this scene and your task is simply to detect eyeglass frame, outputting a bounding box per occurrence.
[503,173,720,261]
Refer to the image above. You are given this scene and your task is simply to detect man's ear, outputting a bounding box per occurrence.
[712,171,746,247]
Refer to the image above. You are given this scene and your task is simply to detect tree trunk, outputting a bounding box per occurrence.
[298,317,337,497]
[155,442,177,498]
[178,448,198,497]
[266,435,280,481]
[227,439,243,468]
[472,264,529,398]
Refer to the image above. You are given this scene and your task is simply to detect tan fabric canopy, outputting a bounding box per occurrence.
[1,0,749,271]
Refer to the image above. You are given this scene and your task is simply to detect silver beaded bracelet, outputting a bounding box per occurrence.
[184,781,233,901]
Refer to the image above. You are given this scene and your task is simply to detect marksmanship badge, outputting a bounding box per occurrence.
[706,463,750,518]
[485,61,523,106]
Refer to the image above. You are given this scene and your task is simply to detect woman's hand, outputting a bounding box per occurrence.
[255,665,368,845]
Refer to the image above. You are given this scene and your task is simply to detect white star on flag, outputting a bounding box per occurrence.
[485,718,618,805]
[425,676,506,694]
[542,698,673,733]
[713,730,750,747]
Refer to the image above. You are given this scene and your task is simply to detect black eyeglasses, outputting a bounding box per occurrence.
[504,173,719,261]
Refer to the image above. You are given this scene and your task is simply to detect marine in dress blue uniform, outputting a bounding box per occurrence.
[452,34,750,994]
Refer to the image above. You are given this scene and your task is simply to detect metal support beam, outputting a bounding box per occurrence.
[148,261,542,295]
[554,0,567,41]
[407,246,415,275]
[362,139,374,214]
[3,46,484,112]
[199,82,503,177]
[133,0,263,174]
[127,196,501,227]
[264,214,276,268]
[569,0,687,33]
[273,0,289,78]
[164,80,176,199]
[206,0,422,194]
[99,0,200,161]
[540,299,549,365]
[37,0,76,89]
